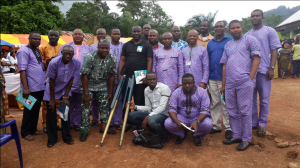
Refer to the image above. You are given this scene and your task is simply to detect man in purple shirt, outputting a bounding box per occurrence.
[182,30,209,88]
[90,28,107,53]
[148,29,163,52]
[58,29,92,131]
[220,20,261,151]
[153,32,184,93]
[164,73,213,146]
[246,9,281,137]
[43,45,81,147]
[17,31,46,141]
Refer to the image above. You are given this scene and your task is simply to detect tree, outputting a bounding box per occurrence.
[184,11,218,35]
[141,0,172,24]
[263,14,284,28]
[240,18,253,34]
[117,0,143,20]
[0,0,64,34]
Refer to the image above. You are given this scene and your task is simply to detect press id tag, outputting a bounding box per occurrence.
[186,61,191,66]
[137,46,143,52]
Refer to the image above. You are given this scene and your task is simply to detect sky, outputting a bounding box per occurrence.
[55,1,300,26]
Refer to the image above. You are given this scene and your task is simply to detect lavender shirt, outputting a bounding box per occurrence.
[90,42,99,52]
[43,56,81,101]
[220,35,261,89]
[109,42,124,84]
[58,42,92,93]
[16,45,46,92]
[182,45,209,85]
[246,26,281,74]
[153,47,184,93]
[169,86,211,119]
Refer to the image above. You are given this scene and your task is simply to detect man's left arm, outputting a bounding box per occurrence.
[200,49,209,88]
[176,50,184,88]
[267,29,281,80]
[248,36,261,80]
[146,44,153,72]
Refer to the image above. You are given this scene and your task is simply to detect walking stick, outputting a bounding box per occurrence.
[119,75,135,149]
[100,76,125,147]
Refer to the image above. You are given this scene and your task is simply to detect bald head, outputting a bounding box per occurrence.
[148,29,159,45]
[188,29,198,35]
[96,28,106,41]
[73,29,84,45]
[171,26,181,41]
[187,29,199,45]
[149,29,158,35]
[48,29,59,45]
[73,29,83,34]
[162,32,173,48]
[162,32,172,38]
[132,25,142,31]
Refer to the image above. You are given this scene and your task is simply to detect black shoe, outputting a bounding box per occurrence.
[225,130,233,139]
[175,131,187,144]
[125,123,132,132]
[209,128,222,134]
[223,137,242,145]
[193,136,202,146]
[99,129,116,134]
[43,127,47,133]
[64,139,74,145]
[47,142,55,147]
[80,133,88,142]
[236,141,250,151]
[160,135,169,146]
[57,125,62,131]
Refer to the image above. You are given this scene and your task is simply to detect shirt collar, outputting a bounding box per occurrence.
[147,82,161,92]
[212,34,229,42]
[199,34,214,41]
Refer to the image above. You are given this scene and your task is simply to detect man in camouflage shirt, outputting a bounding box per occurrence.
[79,40,116,142]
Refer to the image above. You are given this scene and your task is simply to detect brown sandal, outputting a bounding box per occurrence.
[32,131,44,135]
[24,135,35,141]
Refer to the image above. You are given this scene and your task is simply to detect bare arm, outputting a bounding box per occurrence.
[266,49,278,80]
[20,71,30,98]
[220,65,226,94]
[250,55,261,80]
[117,56,126,82]
[146,57,153,72]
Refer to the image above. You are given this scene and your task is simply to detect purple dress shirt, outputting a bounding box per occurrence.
[58,42,92,93]
[109,42,124,84]
[153,47,184,93]
[43,56,81,101]
[16,45,46,92]
[246,26,281,74]
[90,42,99,52]
[182,45,209,85]
[220,35,261,89]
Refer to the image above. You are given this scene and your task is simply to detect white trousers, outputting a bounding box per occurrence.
[208,80,231,131]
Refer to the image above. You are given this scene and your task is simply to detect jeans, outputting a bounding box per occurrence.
[293,60,300,77]
[128,111,169,138]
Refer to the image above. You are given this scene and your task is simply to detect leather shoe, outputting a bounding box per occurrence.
[209,128,222,134]
[225,130,233,139]
[223,137,242,145]
[236,141,250,151]
[80,133,88,142]
[57,125,62,131]
[43,127,47,133]
[175,131,187,144]
[193,136,202,146]
[64,139,74,145]
[47,142,55,147]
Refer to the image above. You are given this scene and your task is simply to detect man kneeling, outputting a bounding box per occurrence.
[128,72,171,146]
[164,73,213,146]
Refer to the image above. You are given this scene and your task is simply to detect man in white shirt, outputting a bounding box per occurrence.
[128,71,171,145]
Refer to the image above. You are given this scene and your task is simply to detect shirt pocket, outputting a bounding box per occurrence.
[157,55,168,71]
[169,55,178,69]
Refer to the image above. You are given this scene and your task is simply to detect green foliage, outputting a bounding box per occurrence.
[185,11,218,35]
[264,5,300,20]
[263,14,284,28]
[117,0,143,20]
[240,18,253,34]
[0,0,64,34]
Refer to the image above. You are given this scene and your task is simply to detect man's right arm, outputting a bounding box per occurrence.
[117,56,126,82]
[136,89,151,112]
[17,51,30,98]
[20,71,30,99]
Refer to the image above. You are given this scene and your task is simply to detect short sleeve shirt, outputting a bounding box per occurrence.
[122,39,153,76]
[80,51,117,92]
[292,44,300,60]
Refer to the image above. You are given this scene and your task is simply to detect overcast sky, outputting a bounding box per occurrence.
[55,1,299,26]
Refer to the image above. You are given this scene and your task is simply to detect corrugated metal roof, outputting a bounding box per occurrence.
[275,9,300,28]
[60,30,94,42]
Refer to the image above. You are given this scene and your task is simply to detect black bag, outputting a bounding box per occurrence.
[132,132,163,149]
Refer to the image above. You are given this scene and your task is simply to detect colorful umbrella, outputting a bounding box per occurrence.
[0,39,14,47]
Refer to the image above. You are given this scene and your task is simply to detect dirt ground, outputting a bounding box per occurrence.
[1,76,300,168]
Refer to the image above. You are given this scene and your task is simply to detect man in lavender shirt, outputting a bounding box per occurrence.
[17,31,46,141]
[246,9,281,137]
[182,30,209,89]
[148,29,163,52]
[153,32,184,93]
[220,20,261,151]
[89,28,107,127]
[43,45,81,147]
[58,29,92,131]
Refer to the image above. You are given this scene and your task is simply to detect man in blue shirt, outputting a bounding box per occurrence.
[207,21,233,139]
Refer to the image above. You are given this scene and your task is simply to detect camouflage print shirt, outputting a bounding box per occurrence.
[80,50,117,92]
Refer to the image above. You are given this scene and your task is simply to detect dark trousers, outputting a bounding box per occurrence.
[21,90,44,138]
[10,68,16,73]
[293,60,300,77]
[133,83,147,106]
[46,100,72,143]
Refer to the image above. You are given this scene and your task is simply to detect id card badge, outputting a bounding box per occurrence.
[186,61,191,66]
[137,46,143,52]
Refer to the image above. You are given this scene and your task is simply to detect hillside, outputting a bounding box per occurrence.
[264,5,300,19]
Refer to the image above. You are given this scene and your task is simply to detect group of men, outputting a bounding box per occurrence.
[16,9,281,151]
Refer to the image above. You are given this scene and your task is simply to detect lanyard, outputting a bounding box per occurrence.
[188,45,198,61]
[200,40,208,47]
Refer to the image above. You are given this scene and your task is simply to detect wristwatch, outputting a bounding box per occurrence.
[84,93,89,97]
[196,119,200,124]
[269,66,275,69]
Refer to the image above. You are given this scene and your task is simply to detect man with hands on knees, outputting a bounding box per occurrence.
[80,39,117,142]
[43,45,81,147]
[164,73,213,146]
[128,72,171,146]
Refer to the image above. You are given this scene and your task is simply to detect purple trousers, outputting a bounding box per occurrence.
[226,79,253,142]
[252,72,271,128]
[91,84,123,125]
[164,114,213,139]
[69,92,82,127]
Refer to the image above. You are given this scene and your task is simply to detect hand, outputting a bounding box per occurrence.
[23,88,30,99]
[139,77,147,84]
[46,58,52,66]
[190,120,199,133]
[176,122,185,131]
[49,99,56,111]
[266,68,274,80]
[142,115,150,129]
[83,95,92,108]
[249,75,254,81]
[117,74,124,82]
[220,86,225,94]
[2,77,5,84]
[175,84,182,90]
[199,83,206,89]
[107,93,113,104]
[62,98,70,107]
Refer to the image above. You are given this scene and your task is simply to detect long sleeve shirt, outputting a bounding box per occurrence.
[136,82,171,116]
